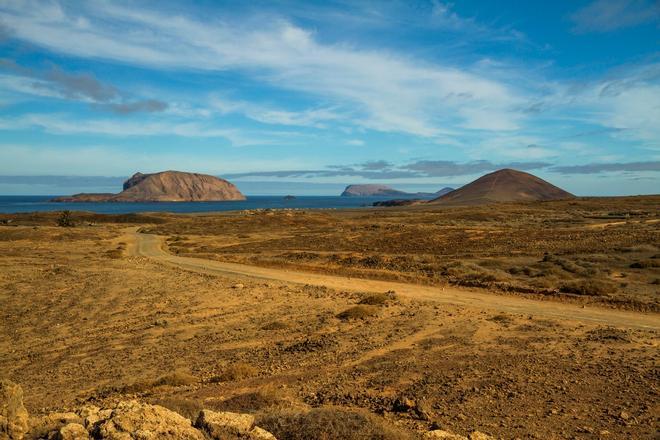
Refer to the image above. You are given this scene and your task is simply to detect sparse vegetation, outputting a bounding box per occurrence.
[213,387,291,413]
[358,291,396,305]
[152,397,204,420]
[210,362,258,383]
[261,320,289,330]
[559,279,617,296]
[336,305,379,320]
[256,407,412,440]
[56,210,75,227]
[152,370,197,387]
[630,260,660,269]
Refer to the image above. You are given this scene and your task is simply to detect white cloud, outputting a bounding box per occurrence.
[210,97,344,128]
[346,139,364,146]
[0,1,526,136]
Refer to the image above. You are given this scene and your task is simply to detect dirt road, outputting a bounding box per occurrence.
[129,232,660,330]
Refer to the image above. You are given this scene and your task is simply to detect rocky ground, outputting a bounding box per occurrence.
[144,196,660,311]
[1,205,659,439]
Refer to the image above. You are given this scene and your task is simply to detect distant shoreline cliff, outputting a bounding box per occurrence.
[341,184,453,197]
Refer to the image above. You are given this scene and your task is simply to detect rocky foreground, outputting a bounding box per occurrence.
[1,380,493,440]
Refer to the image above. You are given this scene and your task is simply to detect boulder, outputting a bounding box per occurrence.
[28,413,82,440]
[0,380,29,440]
[194,410,276,440]
[425,430,467,439]
[93,401,204,440]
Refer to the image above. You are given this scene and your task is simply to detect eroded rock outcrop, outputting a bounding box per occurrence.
[0,380,29,440]
[1,381,277,440]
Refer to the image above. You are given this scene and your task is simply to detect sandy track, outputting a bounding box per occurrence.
[129,232,660,330]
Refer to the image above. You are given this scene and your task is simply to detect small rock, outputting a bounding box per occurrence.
[424,430,467,439]
[469,432,495,440]
[251,426,278,440]
[232,283,245,289]
[56,423,90,440]
[393,397,416,413]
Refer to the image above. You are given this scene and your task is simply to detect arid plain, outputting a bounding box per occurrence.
[1,196,659,439]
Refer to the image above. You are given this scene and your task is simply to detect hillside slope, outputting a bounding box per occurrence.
[430,169,573,205]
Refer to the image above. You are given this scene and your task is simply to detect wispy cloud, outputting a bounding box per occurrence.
[226,159,552,180]
[0,1,526,136]
[211,97,344,128]
[570,0,660,33]
[0,59,168,114]
[551,161,660,174]
[0,113,274,146]
[401,160,550,177]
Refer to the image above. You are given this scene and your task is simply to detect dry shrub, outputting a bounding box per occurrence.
[585,327,630,343]
[559,279,616,296]
[213,387,290,413]
[152,397,203,420]
[358,291,396,305]
[336,305,379,321]
[56,210,75,227]
[630,260,660,269]
[256,406,412,440]
[153,370,197,387]
[488,313,514,325]
[210,362,257,383]
[445,262,504,285]
[261,320,289,330]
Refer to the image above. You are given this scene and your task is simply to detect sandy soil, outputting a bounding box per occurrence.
[1,202,659,439]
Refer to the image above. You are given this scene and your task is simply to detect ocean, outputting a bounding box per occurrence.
[0,195,428,214]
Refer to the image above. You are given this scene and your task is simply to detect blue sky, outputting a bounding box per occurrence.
[0,0,659,195]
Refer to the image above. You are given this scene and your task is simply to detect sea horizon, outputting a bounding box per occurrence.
[0,194,433,214]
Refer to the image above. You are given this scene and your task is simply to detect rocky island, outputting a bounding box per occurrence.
[341,184,453,197]
[52,170,246,202]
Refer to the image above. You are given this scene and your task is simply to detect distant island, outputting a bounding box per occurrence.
[52,170,245,202]
[341,184,454,197]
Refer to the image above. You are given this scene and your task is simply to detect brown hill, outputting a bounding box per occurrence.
[52,171,245,202]
[430,169,574,205]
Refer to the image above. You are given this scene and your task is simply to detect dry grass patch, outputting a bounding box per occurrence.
[152,397,203,420]
[256,406,412,440]
[261,320,289,330]
[358,291,397,306]
[210,362,258,383]
[213,386,294,413]
[336,305,379,321]
[559,279,617,296]
[153,370,198,387]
